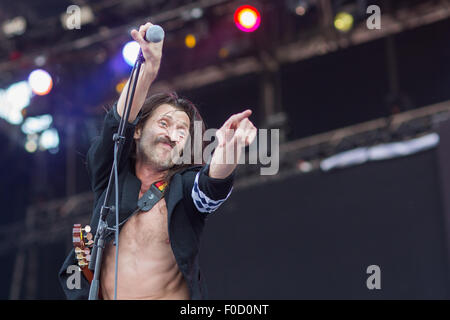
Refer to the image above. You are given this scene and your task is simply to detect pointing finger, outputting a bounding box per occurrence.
[225,109,252,128]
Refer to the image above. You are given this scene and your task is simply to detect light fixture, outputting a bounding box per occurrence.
[234,5,261,33]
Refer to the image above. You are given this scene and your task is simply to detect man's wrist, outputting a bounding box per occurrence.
[209,166,236,180]
[141,64,158,84]
[209,150,237,179]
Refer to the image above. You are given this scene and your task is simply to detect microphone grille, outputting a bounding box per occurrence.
[145,25,165,43]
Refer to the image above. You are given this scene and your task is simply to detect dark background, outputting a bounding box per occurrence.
[201,147,450,299]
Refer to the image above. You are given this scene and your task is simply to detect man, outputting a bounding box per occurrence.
[59,22,257,300]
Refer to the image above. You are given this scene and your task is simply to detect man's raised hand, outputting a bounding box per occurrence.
[130,22,163,82]
[209,109,257,179]
[216,109,258,150]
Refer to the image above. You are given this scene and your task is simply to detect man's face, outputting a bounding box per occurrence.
[134,103,190,171]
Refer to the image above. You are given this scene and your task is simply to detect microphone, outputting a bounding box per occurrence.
[145,25,165,43]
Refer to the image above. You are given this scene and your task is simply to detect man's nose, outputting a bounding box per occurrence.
[167,129,179,144]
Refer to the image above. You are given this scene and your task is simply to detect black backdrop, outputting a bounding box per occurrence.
[200,148,450,299]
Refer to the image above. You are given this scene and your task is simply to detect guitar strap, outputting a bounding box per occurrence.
[137,180,168,211]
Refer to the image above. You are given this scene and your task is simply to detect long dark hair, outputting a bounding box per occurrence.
[131,92,207,184]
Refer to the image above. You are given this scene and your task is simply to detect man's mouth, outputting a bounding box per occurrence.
[160,142,173,149]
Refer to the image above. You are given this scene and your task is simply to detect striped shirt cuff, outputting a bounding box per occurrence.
[191,170,233,213]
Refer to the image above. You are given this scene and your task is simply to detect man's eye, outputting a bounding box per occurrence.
[179,130,187,137]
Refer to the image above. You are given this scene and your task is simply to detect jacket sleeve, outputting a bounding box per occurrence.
[187,163,235,214]
[58,248,91,300]
[86,102,141,195]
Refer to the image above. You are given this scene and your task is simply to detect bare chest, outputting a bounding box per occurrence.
[120,197,170,246]
[100,196,189,299]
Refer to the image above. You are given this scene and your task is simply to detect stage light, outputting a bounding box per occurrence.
[190,8,203,19]
[0,81,33,125]
[297,160,313,172]
[122,41,140,67]
[6,81,32,110]
[181,7,204,21]
[294,1,309,16]
[25,139,38,153]
[334,12,354,32]
[5,81,32,124]
[2,16,26,38]
[28,69,53,96]
[116,79,127,94]
[218,47,230,59]
[39,128,60,150]
[9,51,22,61]
[234,5,261,32]
[0,109,23,125]
[185,34,196,48]
[0,91,24,125]
[21,114,53,135]
[34,55,47,67]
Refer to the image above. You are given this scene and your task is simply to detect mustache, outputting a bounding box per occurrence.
[156,137,176,149]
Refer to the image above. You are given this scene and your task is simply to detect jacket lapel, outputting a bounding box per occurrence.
[166,173,184,225]
[119,170,141,223]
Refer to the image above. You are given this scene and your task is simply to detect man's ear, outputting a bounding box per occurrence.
[134,126,141,139]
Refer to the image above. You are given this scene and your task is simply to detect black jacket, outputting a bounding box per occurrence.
[58,103,234,299]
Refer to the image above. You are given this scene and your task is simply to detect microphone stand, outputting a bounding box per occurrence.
[88,49,146,300]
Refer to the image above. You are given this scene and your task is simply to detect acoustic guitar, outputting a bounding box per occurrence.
[72,224,94,283]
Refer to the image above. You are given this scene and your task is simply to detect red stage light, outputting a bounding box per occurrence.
[234,5,261,32]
